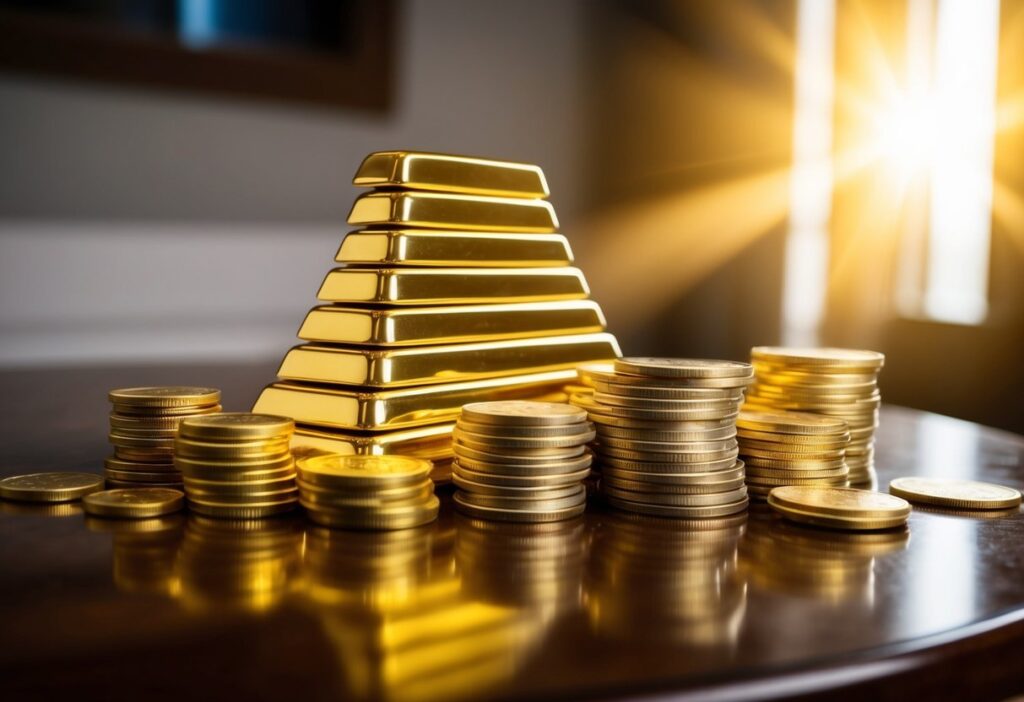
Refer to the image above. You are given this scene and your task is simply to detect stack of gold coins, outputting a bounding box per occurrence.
[745,348,884,486]
[107,387,222,489]
[296,453,439,529]
[571,358,751,519]
[451,400,592,522]
[737,409,851,499]
[176,413,298,519]
[767,485,911,531]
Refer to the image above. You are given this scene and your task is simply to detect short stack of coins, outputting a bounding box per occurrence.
[767,485,911,531]
[176,413,298,519]
[451,400,593,522]
[736,409,851,499]
[571,358,751,519]
[106,387,222,489]
[296,454,439,530]
[745,347,884,486]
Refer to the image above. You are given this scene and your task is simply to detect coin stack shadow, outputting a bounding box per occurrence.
[736,410,851,499]
[251,151,620,482]
[296,454,439,530]
[745,348,885,486]
[571,359,751,519]
[176,414,298,519]
[451,401,593,522]
[106,387,222,490]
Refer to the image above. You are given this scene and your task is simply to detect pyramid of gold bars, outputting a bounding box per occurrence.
[254,151,620,480]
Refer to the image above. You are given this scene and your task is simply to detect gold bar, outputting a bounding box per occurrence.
[352,151,550,199]
[298,300,608,346]
[317,267,589,305]
[347,192,558,232]
[277,332,621,387]
[252,370,574,431]
[292,423,455,471]
[337,229,573,267]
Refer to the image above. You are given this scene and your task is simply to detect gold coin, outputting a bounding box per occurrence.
[600,446,739,464]
[105,468,183,483]
[746,475,849,488]
[578,363,752,389]
[575,394,739,422]
[303,494,440,530]
[176,463,296,483]
[113,403,223,418]
[115,447,175,462]
[743,465,849,480]
[603,484,747,507]
[452,463,591,488]
[0,472,105,503]
[455,451,593,477]
[187,474,297,493]
[187,499,298,519]
[456,418,595,439]
[82,488,184,518]
[751,347,885,370]
[299,483,433,509]
[453,490,586,522]
[452,474,583,499]
[175,454,295,473]
[103,478,183,489]
[178,413,294,440]
[109,413,192,431]
[456,484,587,511]
[743,456,846,471]
[107,426,180,439]
[453,436,587,459]
[614,357,753,379]
[597,437,736,452]
[297,453,432,489]
[602,475,746,495]
[600,455,738,474]
[452,427,595,449]
[737,409,847,435]
[460,400,588,427]
[737,432,850,449]
[596,424,736,443]
[739,446,845,461]
[592,393,742,412]
[592,380,744,401]
[889,477,1022,510]
[601,463,745,485]
[767,500,906,530]
[108,432,177,449]
[185,486,299,503]
[174,437,291,459]
[109,386,221,408]
[104,456,178,473]
[605,494,748,518]
[768,485,910,519]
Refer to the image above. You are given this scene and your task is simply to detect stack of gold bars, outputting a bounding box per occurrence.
[252,151,620,480]
[572,358,751,518]
[736,409,850,499]
[176,413,298,519]
[106,387,221,489]
[296,453,439,529]
[744,347,884,486]
[451,400,593,522]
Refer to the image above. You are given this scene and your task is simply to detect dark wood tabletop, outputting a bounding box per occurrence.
[2,362,1024,701]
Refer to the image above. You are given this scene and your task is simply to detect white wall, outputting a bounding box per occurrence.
[0,0,587,365]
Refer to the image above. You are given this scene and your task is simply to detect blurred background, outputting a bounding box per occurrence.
[0,0,1022,433]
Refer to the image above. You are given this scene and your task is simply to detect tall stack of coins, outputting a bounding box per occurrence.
[253,151,619,479]
[767,485,911,531]
[737,410,850,499]
[572,358,751,519]
[106,387,221,489]
[451,400,592,522]
[745,348,884,486]
[176,413,298,519]
[296,454,439,529]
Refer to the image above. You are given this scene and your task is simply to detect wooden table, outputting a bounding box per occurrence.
[2,363,1024,701]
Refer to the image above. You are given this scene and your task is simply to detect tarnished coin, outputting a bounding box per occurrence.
[297,453,432,489]
[0,472,104,503]
[614,357,754,379]
[751,347,885,370]
[178,413,294,440]
[82,488,184,518]
[109,386,221,408]
[460,400,588,427]
[737,410,848,436]
[768,486,910,519]
[889,477,1022,510]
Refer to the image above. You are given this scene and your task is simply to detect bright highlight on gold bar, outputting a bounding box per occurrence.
[277,333,621,387]
[347,191,559,232]
[353,150,550,199]
[292,423,456,462]
[297,300,609,346]
[317,267,589,305]
[337,229,574,267]
[253,370,575,431]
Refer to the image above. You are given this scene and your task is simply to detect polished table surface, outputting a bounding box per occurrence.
[3,363,1024,701]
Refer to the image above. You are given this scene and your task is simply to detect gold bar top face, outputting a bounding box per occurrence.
[337,230,574,267]
[317,267,589,305]
[353,151,550,199]
[253,370,574,430]
[277,332,621,387]
[347,192,559,232]
[297,300,608,346]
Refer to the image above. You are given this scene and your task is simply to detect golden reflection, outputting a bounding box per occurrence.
[587,512,748,649]
[302,514,548,702]
[741,505,908,603]
[86,514,186,597]
[177,515,304,613]
[0,500,83,517]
